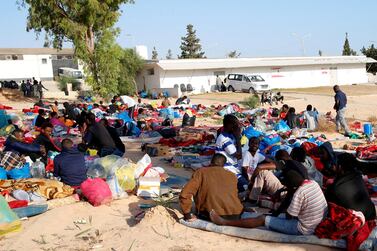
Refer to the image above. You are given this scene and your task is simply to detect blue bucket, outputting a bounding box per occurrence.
[364,123,373,135]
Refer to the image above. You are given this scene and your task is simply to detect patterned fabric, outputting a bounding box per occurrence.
[287,180,328,234]
[0,178,74,199]
[0,151,24,170]
[315,202,376,251]
[215,132,239,175]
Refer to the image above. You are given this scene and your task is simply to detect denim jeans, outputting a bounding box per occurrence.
[336,108,351,134]
[265,215,301,235]
[100,147,124,157]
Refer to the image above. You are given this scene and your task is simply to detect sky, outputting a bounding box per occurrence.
[1,0,377,59]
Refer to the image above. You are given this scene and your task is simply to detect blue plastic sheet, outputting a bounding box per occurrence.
[274,120,291,132]
[0,167,7,180]
[7,163,31,180]
[243,126,264,139]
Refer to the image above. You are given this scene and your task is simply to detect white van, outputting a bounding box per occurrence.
[224,74,270,94]
[58,67,84,80]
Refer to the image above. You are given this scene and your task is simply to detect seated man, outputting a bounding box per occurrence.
[215,115,247,192]
[99,119,125,155]
[4,129,45,161]
[83,113,120,157]
[35,109,47,128]
[248,150,308,204]
[290,147,323,186]
[53,139,87,187]
[279,104,289,120]
[302,105,318,131]
[284,107,298,129]
[318,141,338,177]
[161,97,171,107]
[179,154,243,221]
[34,123,61,154]
[325,153,376,220]
[49,111,66,128]
[210,167,328,236]
[241,137,274,180]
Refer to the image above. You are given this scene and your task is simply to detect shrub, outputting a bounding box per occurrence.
[58,76,82,91]
[240,95,260,109]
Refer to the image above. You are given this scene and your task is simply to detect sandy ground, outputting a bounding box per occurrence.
[1,85,373,250]
[0,142,336,251]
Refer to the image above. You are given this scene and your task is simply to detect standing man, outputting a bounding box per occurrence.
[37,81,48,99]
[333,85,351,136]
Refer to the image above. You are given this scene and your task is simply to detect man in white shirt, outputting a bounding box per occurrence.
[241,137,267,179]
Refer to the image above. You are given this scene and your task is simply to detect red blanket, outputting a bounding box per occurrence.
[315,202,375,251]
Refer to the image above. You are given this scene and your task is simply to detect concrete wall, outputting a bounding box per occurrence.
[137,63,368,93]
[0,55,54,81]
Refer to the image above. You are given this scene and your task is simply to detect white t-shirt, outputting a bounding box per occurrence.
[241,150,265,178]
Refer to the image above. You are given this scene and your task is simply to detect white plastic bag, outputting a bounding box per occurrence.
[107,175,128,199]
[30,158,46,178]
[134,154,152,179]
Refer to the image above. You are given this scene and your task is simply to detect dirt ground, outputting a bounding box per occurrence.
[0,142,337,251]
[1,85,375,250]
[189,84,377,121]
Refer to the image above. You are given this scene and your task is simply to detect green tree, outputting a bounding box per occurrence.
[179,24,205,59]
[342,32,357,56]
[318,50,323,56]
[166,49,173,59]
[118,48,144,95]
[18,0,133,96]
[152,46,158,59]
[361,44,377,73]
[227,50,241,58]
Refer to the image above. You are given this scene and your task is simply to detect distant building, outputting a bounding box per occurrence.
[0,48,77,81]
[136,56,376,97]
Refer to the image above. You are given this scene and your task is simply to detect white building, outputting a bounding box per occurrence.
[0,48,75,81]
[136,56,376,97]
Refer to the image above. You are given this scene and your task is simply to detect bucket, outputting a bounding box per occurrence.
[364,123,373,136]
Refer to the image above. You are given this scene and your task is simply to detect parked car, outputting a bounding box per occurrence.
[224,74,270,94]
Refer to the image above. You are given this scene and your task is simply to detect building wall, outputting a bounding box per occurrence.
[136,66,161,91]
[0,54,54,81]
[140,63,368,93]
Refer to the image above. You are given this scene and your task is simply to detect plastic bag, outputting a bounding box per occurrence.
[0,168,7,180]
[254,117,267,132]
[86,164,107,179]
[116,164,137,191]
[0,195,21,236]
[134,154,152,179]
[7,163,31,180]
[243,126,263,139]
[106,175,128,199]
[30,159,46,178]
[80,178,112,207]
[274,120,291,132]
[97,155,120,175]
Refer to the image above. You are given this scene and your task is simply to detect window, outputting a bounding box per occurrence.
[236,75,243,81]
[147,68,154,75]
[228,74,235,80]
[42,58,47,64]
[213,71,225,76]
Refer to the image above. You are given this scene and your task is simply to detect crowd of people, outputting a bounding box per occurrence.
[179,85,375,241]
[19,77,48,99]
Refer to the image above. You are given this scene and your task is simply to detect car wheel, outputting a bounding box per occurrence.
[228,86,235,92]
[249,88,256,95]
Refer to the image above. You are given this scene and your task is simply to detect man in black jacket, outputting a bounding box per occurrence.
[325,153,376,220]
[99,118,125,154]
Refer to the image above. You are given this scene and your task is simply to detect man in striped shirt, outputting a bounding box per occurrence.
[210,167,328,235]
[215,115,248,192]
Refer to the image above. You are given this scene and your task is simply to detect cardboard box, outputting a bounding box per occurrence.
[137,176,161,198]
